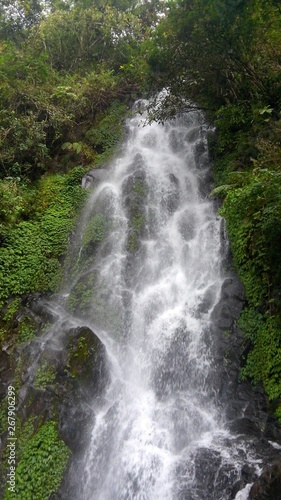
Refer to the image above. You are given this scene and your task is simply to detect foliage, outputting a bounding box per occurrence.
[30,4,143,73]
[3,298,21,322]
[0,302,38,363]
[147,0,281,116]
[219,165,281,413]
[0,0,158,181]
[239,310,281,404]
[85,101,128,156]
[0,178,36,231]
[0,0,43,42]
[0,39,142,180]
[4,421,70,500]
[18,320,37,343]
[35,362,56,389]
[220,168,281,310]
[0,169,86,308]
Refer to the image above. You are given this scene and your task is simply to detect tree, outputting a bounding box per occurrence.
[0,0,45,41]
[147,0,281,117]
[29,4,143,72]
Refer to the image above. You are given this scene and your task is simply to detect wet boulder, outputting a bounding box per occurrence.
[162,173,180,214]
[55,326,109,452]
[14,324,108,454]
[211,276,245,331]
[122,156,148,256]
[249,461,281,500]
[82,168,107,189]
[23,293,62,325]
[64,326,108,396]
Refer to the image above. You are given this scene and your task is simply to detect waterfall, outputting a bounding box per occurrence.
[53,102,277,499]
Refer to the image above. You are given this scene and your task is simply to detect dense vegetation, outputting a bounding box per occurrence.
[0,0,281,494]
[4,421,70,500]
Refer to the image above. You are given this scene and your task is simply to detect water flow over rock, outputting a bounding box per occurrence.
[59,102,280,499]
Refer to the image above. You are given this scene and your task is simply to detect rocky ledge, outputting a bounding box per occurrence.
[211,266,281,498]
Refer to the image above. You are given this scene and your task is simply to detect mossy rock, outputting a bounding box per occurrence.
[121,163,148,254]
[57,326,108,452]
[127,207,146,253]
[66,273,96,315]
[7,324,108,457]
[66,327,107,389]
[17,384,57,425]
[81,213,107,253]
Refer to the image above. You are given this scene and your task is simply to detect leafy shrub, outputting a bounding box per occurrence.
[220,168,281,309]
[240,310,281,405]
[214,103,252,155]
[4,422,70,500]
[85,101,128,157]
[0,170,86,308]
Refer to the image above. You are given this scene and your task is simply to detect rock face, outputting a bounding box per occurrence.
[82,168,107,189]
[249,462,281,499]
[56,326,108,452]
[0,297,109,497]
[0,350,12,398]
[209,242,281,496]
[211,271,281,442]
[16,323,109,453]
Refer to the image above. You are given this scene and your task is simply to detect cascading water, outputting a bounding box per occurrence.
[75,105,226,498]
[38,101,280,499]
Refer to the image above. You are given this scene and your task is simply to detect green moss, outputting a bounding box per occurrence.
[82,213,106,248]
[127,211,145,252]
[132,213,145,231]
[67,275,95,314]
[134,180,147,197]
[18,320,37,344]
[68,336,91,378]
[67,329,98,382]
[128,232,138,252]
[4,421,70,500]
[34,362,56,390]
